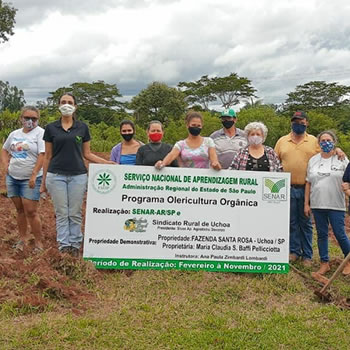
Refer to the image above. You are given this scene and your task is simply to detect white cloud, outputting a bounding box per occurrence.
[2,0,350,104]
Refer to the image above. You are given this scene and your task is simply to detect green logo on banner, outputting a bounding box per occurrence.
[264,179,286,193]
[92,170,116,194]
[262,177,287,201]
[98,172,112,186]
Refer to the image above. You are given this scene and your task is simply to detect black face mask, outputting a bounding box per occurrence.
[188,127,202,136]
[121,133,134,141]
[222,120,235,129]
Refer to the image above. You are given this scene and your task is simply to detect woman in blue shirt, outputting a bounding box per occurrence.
[110,120,143,165]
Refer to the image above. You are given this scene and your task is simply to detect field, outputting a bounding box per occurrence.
[1,155,350,350]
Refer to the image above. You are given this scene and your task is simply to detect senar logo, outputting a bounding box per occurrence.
[92,169,116,194]
[263,178,287,201]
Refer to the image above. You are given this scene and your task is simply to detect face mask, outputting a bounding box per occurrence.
[22,119,38,130]
[292,123,307,135]
[320,141,335,153]
[222,120,235,129]
[149,132,163,142]
[121,133,134,141]
[59,104,76,116]
[188,127,201,136]
[248,135,263,145]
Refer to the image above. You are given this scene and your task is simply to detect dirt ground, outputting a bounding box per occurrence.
[0,153,110,311]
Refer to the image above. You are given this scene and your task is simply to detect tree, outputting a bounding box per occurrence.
[284,81,350,113]
[210,73,257,109]
[241,97,263,110]
[178,75,216,110]
[129,82,187,126]
[178,73,256,110]
[0,1,16,43]
[0,80,25,112]
[47,81,124,124]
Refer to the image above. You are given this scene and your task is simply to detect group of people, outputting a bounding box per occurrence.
[2,95,350,277]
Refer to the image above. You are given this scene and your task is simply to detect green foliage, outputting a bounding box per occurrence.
[0,109,20,142]
[162,119,187,145]
[89,120,148,153]
[306,111,338,137]
[47,81,124,124]
[129,82,187,127]
[0,81,25,112]
[236,106,290,147]
[284,81,350,117]
[179,73,256,110]
[0,0,17,43]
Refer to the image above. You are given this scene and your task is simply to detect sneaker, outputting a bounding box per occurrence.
[342,261,350,276]
[289,253,299,263]
[70,247,80,258]
[302,259,312,268]
[315,262,330,275]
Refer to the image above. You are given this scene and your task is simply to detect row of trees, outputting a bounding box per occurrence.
[2,77,350,127]
[2,74,350,155]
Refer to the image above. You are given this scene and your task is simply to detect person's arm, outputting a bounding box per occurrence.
[1,149,10,174]
[335,147,346,161]
[208,147,221,170]
[304,181,311,217]
[269,147,283,172]
[29,153,45,188]
[155,147,181,170]
[40,142,52,193]
[82,141,116,164]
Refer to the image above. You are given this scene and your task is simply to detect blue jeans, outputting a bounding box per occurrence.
[312,209,350,262]
[46,173,88,250]
[6,174,42,201]
[290,186,313,259]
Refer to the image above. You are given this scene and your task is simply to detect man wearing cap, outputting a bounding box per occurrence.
[210,109,248,169]
[275,111,344,266]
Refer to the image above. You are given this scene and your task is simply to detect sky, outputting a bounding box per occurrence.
[2,0,350,106]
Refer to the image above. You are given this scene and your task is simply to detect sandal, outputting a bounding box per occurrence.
[12,240,25,250]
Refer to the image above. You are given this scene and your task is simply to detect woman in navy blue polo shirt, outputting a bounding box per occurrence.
[40,93,114,256]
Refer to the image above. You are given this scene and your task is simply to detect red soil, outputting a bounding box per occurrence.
[0,154,109,311]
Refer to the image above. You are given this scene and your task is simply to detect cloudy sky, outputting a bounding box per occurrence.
[2,0,350,106]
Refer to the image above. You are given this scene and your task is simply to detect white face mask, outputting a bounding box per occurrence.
[248,135,263,145]
[22,119,38,130]
[59,104,76,116]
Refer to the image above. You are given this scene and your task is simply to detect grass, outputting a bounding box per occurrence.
[1,234,350,350]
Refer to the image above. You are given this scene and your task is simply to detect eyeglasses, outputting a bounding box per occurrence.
[317,172,330,177]
[23,117,38,121]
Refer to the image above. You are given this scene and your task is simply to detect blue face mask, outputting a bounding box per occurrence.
[320,141,335,153]
[292,123,307,135]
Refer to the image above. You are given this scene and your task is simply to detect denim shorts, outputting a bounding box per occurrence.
[6,174,42,201]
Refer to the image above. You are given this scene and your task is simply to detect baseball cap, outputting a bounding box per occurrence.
[221,109,236,118]
[291,111,308,121]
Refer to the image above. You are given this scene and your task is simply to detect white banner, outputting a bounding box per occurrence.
[83,164,290,274]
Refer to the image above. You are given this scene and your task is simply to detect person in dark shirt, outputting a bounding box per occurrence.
[136,120,178,167]
[40,93,114,256]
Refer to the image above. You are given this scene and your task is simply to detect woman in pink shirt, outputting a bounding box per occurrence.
[155,111,221,170]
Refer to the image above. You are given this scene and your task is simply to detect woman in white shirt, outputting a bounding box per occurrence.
[1,106,45,251]
[304,130,350,276]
